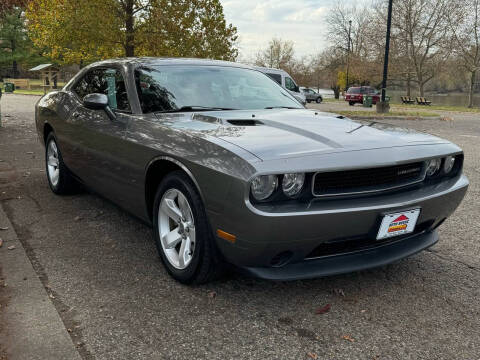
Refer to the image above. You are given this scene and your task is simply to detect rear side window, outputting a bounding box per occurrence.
[73,68,130,111]
[347,88,361,94]
[266,73,282,85]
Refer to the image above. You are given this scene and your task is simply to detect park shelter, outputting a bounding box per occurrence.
[29,64,60,94]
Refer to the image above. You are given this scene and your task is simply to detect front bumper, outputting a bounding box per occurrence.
[240,230,438,281]
[209,174,468,280]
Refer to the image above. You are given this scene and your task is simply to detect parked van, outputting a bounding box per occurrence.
[254,66,306,105]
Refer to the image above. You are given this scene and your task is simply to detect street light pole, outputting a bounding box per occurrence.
[346,20,352,91]
[381,0,394,103]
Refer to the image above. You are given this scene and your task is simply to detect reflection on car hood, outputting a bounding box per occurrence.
[156,109,448,161]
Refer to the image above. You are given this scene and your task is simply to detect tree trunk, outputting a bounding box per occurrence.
[124,0,135,57]
[332,86,340,99]
[468,70,476,108]
[406,73,411,97]
[419,79,425,97]
[12,60,18,79]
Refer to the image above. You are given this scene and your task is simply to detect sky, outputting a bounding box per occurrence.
[220,0,342,61]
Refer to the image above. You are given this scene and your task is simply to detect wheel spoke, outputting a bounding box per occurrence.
[188,225,195,244]
[178,194,192,221]
[48,155,59,167]
[162,227,182,249]
[161,198,182,223]
[178,238,191,269]
[50,170,59,184]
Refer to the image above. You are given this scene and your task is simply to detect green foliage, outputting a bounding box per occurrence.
[0,7,44,76]
[337,71,346,91]
[26,0,238,64]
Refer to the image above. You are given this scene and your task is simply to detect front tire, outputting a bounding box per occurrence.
[316,97,322,104]
[153,171,220,284]
[349,101,355,106]
[45,133,80,195]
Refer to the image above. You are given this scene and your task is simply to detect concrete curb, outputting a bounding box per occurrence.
[0,204,82,360]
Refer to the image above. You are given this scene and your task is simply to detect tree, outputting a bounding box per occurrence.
[384,0,454,96]
[0,6,41,78]
[254,38,295,70]
[448,0,480,108]
[137,0,238,60]
[26,0,238,64]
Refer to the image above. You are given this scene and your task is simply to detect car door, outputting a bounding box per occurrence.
[67,66,135,204]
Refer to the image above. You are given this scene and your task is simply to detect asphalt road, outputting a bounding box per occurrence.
[0,94,479,360]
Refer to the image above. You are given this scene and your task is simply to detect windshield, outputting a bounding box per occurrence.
[135,65,302,113]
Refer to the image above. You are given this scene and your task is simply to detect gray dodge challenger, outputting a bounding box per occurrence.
[35,58,469,284]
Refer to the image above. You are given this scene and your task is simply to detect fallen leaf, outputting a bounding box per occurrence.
[7,245,15,250]
[307,352,318,359]
[26,152,34,154]
[334,288,345,297]
[74,216,82,221]
[315,303,331,315]
[0,227,8,231]
[49,294,55,299]
[342,335,355,342]
[361,309,367,313]
[67,328,72,333]
[0,239,3,248]
[207,291,217,298]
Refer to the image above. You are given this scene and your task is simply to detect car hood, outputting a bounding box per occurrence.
[156,109,448,161]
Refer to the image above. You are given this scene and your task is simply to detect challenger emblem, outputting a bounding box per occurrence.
[398,167,421,176]
[388,214,409,233]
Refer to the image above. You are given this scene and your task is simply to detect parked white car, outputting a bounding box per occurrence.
[254,66,306,105]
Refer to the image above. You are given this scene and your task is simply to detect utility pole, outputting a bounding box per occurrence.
[381,0,393,102]
[378,0,393,113]
[346,20,352,91]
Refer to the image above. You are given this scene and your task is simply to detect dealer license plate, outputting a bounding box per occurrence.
[376,209,421,240]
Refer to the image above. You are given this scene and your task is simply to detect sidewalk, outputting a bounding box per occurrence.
[0,204,81,360]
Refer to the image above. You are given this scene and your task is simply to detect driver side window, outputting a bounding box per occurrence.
[73,68,131,112]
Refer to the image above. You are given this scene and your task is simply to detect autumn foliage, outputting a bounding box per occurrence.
[25,0,238,65]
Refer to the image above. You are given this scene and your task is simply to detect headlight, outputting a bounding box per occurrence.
[426,158,441,177]
[443,156,455,174]
[282,173,305,197]
[250,175,278,201]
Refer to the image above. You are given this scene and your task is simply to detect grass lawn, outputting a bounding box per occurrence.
[0,80,63,96]
[323,97,480,113]
[335,110,440,118]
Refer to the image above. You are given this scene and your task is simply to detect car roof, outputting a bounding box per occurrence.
[87,57,255,70]
[253,66,289,75]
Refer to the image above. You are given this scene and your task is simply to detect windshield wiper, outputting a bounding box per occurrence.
[264,106,298,109]
[158,106,237,113]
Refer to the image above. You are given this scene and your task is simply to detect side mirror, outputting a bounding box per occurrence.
[83,93,108,109]
[83,93,116,120]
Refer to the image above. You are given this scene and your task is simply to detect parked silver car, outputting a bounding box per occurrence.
[254,66,306,105]
[35,58,468,284]
[300,87,323,103]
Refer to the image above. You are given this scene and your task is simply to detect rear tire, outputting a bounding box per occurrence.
[45,133,80,195]
[152,171,220,284]
[349,101,355,106]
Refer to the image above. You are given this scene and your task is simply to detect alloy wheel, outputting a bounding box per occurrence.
[47,140,60,187]
[158,188,196,269]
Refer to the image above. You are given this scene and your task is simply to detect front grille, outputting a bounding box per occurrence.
[312,162,424,197]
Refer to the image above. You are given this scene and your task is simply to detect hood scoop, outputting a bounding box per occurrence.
[191,114,263,126]
[227,119,263,126]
